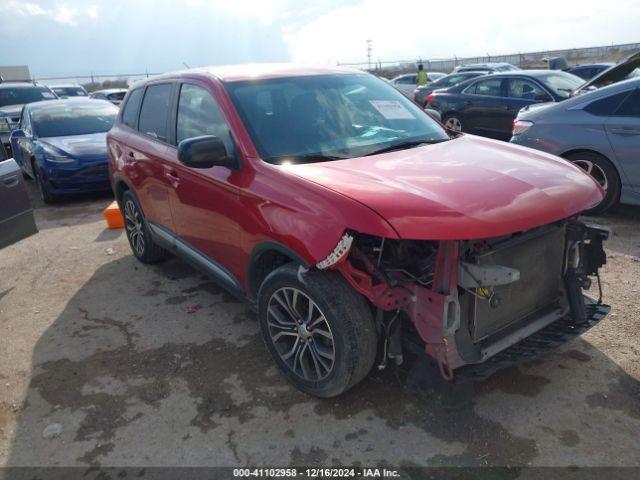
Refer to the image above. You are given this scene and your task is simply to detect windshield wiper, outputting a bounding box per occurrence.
[364,138,448,157]
[268,154,348,165]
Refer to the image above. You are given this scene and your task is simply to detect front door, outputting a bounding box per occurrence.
[11,109,36,176]
[167,81,245,281]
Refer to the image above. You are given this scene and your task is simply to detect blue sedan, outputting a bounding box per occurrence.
[10,99,118,203]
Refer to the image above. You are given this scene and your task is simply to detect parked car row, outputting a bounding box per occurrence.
[421,51,640,212]
[104,63,611,397]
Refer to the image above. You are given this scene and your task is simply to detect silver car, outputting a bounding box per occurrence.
[511,77,640,214]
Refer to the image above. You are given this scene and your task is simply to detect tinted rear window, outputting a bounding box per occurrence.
[615,89,640,117]
[121,88,143,128]
[585,91,630,116]
[138,84,172,141]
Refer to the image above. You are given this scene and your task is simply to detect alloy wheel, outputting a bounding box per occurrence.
[572,159,608,192]
[124,199,145,256]
[445,116,462,131]
[267,287,335,381]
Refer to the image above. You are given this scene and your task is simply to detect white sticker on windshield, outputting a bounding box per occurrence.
[42,92,56,99]
[369,100,414,120]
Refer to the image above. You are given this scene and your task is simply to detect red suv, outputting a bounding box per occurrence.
[108,64,610,397]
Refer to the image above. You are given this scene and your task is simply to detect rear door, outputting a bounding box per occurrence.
[604,88,640,191]
[124,83,178,231]
[461,77,510,139]
[0,158,38,249]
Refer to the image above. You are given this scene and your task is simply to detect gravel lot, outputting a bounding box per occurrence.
[0,183,639,469]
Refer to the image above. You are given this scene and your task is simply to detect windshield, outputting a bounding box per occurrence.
[539,72,584,98]
[52,87,87,98]
[0,86,56,108]
[225,74,449,164]
[32,102,118,137]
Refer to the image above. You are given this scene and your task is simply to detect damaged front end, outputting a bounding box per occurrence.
[318,220,611,381]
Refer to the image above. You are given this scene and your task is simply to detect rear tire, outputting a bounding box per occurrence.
[121,190,170,264]
[258,263,378,398]
[564,151,620,215]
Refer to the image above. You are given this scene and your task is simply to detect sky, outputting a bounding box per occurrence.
[0,0,638,79]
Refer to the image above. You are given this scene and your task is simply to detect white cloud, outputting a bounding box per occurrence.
[0,1,98,26]
[182,0,287,25]
[285,0,639,65]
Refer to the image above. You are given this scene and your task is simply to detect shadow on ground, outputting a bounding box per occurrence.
[4,254,639,469]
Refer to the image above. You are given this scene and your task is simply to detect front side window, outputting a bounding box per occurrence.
[0,87,56,107]
[176,84,233,153]
[467,78,504,97]
[121,88,144,129]
[32,102,118,137]
[225,73,449,164]
[138,84,172,141]
[507,79,551,101]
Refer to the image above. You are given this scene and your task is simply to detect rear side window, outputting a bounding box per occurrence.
[467,78,503,96]
[121,88,143,129]
[138,84,172,141]
[176,84,233,153]
[584,91,630,116]
[615,89,640,117]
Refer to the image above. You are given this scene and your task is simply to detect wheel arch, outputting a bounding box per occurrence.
[248,241,311,299]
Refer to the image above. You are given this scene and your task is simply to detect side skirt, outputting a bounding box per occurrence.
[147,221,253,307]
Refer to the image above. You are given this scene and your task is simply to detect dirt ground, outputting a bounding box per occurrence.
[0,183,639,470]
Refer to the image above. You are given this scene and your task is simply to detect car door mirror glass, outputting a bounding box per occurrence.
[177,135,234,169]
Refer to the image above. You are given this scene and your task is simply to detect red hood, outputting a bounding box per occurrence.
[285,135,603,240]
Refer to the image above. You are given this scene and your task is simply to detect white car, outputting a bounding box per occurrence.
[390,72,446,97]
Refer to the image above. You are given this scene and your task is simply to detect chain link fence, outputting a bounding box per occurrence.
[340,41,640,76]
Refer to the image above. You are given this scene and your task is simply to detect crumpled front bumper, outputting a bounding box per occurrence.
[453,298,610,383]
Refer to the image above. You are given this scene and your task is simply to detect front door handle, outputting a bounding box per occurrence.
[3,175,18,187]
[164,168,180,185]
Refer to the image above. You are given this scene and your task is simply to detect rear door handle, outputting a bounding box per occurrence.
[610,128,640,136]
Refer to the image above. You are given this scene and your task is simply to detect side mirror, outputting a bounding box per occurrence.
[424,108,442,122]
[177,135,235,169]
[11,129,25,139]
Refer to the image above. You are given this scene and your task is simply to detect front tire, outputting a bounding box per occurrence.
[121,190,170,263]
[564,151,620,215]
[258,264,378,398]
[33,164,58,204]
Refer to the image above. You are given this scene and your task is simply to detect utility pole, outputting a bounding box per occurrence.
[366,39,373,69]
